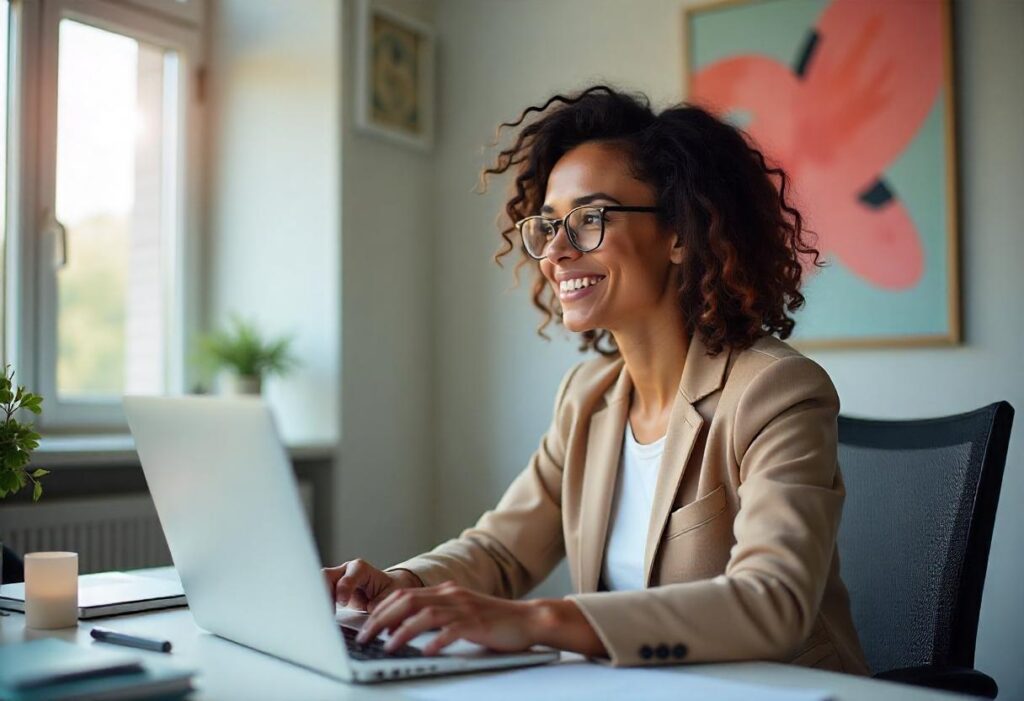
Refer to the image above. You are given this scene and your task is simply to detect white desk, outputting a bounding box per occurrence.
[0,571,971,701]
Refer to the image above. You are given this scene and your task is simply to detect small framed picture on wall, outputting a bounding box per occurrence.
[355,0,435,151]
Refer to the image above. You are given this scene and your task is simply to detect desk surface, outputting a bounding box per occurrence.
[0,573,970,701]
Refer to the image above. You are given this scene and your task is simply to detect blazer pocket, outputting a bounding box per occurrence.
[664,485,727,540]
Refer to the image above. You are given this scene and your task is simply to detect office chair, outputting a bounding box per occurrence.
[2,543,24,584]
[836,401,1014,699]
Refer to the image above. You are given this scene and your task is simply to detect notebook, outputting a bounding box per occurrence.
[0,638,194,701]
[0,571,187,619]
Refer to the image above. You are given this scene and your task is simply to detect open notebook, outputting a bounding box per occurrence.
[0,570,186,619]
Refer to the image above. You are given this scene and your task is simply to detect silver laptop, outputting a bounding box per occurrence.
[124,395,558,683]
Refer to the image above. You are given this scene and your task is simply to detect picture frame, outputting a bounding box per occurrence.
[354,0,435,151]
[683,0,961,349]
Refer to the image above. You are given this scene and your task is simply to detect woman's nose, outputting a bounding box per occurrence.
[544,223,580,264]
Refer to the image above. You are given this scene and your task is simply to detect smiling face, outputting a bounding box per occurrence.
[538,141,684,335]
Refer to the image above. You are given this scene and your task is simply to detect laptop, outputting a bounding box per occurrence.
[0,570,186,618]
[124,395,558,683]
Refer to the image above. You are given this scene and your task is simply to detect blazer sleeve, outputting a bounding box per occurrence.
[385,363,580,599]
[567,355,844,666]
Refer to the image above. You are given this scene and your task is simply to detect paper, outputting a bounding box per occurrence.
[401,662,833,701]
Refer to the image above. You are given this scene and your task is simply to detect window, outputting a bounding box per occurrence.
[0,1,9,358]
[6,0,202,430]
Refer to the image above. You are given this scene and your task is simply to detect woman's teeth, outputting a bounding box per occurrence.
[559,276,604,293]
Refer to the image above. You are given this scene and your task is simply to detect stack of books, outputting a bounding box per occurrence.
[0,638,194,701]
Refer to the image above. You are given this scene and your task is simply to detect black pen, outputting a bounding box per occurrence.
[90,626,173,653]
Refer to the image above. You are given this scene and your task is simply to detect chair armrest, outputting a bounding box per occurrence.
[874,665,998,698]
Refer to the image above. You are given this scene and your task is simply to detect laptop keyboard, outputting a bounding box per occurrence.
[340,624,425,660]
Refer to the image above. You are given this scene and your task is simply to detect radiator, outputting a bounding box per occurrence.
[0,483,313,575]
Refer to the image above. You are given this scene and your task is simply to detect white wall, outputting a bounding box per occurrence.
[335,0,437,565]
[205,0,340,445]
[206,0,437,567]
[430,0,1024,696]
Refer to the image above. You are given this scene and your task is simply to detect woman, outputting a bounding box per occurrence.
[324,85,870,675]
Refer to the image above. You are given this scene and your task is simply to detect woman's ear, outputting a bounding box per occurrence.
[669,234,685,265]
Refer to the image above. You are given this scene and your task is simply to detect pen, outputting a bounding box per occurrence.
[90,626,173,653]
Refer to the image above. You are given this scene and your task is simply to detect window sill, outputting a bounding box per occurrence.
[34,434,336,468]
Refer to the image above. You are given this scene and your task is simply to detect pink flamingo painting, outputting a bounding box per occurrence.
[691,0,945,291]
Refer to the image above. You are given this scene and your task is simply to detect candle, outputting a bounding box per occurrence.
[25,552,78,629]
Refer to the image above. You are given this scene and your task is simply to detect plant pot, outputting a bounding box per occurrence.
[217,372,262,396]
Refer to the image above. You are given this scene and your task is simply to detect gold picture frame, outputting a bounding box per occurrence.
[355,0,435,151]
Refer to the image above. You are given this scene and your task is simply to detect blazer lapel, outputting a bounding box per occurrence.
[643,334,731,586]
[577,365,632,593]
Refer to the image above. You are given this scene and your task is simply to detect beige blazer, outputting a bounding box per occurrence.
[391,333,870,675]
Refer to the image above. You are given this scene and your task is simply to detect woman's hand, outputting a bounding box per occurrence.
[356,581,608,658]
[322,559,422,612]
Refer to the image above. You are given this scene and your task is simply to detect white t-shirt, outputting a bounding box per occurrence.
[600,421,666,591]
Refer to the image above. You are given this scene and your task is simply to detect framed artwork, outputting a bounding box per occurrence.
[355,0,435,151]
[684,0,960,348]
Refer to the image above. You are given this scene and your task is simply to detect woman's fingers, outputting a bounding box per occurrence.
[369,583,411,616]
[354,584,538,656]
[332,559,382,609]
[358,587,453,643]
[423,624,467,656]
[357,590,418,642]
[321,562,347,590]
[384,605,456,652]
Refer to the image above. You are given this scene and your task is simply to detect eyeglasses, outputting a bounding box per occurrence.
[515,204,661,260]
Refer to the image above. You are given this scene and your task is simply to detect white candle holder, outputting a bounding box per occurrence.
[25,552,79,629]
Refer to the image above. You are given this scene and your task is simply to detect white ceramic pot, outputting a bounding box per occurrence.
[217,371,263,396]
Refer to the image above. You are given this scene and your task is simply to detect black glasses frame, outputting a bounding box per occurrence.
[514,205,661,260]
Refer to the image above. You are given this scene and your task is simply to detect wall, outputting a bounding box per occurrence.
[205,0,437,566]
[205,0,340,445]
[430,0,1024,696]
[336,0,437,565]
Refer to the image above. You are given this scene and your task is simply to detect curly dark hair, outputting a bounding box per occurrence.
[483,84,824,357]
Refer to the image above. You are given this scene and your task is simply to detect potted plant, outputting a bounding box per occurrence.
[0,366,46,501]
[0,365,47,605]
[197,316,298,395]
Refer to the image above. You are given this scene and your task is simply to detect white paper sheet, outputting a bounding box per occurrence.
[401,662,833,701]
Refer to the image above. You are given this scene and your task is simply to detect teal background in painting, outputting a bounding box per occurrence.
[690,0,953,340]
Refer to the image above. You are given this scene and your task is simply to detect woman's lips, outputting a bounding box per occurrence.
[558,276,605,302]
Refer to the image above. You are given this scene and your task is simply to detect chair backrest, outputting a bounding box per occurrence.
[2,544,24,584]
[836,402,1013,675]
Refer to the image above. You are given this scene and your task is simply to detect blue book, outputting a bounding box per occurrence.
[0,639,194,701]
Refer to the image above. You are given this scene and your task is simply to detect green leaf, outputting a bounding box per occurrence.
[0,389,13,404]
[0,470,18,493]
[33,481,42,501]
[31,468,49,478]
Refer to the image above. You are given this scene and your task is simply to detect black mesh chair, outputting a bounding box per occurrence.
[2,544,24,584]
[836,401,1013,699]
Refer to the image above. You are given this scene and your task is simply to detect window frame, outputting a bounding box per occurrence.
[6,0,203,431]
